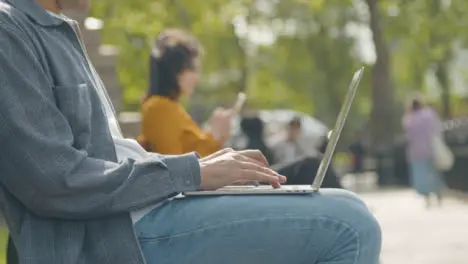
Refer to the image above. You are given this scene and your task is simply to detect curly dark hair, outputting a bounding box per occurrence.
[145,29,202,101]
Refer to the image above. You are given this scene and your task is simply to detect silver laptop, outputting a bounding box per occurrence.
[184,67,364,196]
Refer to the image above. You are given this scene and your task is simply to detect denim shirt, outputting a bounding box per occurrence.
[0,0,201,263]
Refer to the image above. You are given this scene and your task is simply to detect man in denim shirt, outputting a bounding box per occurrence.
[0,0,381,263]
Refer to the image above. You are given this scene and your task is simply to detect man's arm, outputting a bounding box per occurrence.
[0,22,200,219]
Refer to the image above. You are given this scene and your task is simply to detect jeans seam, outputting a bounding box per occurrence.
[354,230,360,264]
[138,215,360,245]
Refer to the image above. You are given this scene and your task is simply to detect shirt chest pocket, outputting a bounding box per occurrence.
[54,83,92,135]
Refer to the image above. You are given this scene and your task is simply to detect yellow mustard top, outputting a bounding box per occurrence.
[138,95,221,157]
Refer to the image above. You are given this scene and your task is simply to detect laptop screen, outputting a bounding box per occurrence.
[311,67,364,190]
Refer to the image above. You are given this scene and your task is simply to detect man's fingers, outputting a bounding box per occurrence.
[236,149,269,166]
[234,153,265,167]
[238,161,287,183]
[199,148,233,162]
[271,181,281,189]
[239,161,280,177]
[240,169,286,185]
[232,180,260,186]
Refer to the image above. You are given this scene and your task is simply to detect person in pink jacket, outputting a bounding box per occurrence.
[403,97,444,207]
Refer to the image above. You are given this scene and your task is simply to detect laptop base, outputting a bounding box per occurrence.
[183,185,317,196]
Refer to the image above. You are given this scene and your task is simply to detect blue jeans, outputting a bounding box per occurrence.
[135,189,381,264]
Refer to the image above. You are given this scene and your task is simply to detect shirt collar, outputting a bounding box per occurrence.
[6,0,65,27]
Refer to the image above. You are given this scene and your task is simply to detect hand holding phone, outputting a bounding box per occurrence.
[206,93,246,143]
[209,107,232,143]
[232,92,247,114]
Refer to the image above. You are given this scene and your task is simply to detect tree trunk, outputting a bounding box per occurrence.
[429,0,452,119]
[435,59,451,119]
[230,22,249,93]
[366,0,395,147]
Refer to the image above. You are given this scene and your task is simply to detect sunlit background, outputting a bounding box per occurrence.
[92,1,468,263]
[4,0,468,263]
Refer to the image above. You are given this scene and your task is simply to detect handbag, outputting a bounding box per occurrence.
[432,135,454,171]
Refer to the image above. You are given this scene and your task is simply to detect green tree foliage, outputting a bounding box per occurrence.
[90,0,468,144]
[384,0,468,118]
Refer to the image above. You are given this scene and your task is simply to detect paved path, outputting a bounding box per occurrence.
[359,189,468,264]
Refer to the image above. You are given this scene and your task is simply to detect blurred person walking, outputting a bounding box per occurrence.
[403,97,445,207]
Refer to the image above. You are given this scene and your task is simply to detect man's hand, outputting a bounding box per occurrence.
[199,149,286,190]
[199,148,233,163]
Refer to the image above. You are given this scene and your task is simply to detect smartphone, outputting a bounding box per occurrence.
[232,92,247,114]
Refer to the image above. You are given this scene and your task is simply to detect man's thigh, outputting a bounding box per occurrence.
[134,189,374,264]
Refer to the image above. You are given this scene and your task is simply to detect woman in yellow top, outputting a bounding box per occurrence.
[138,29,232,157]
